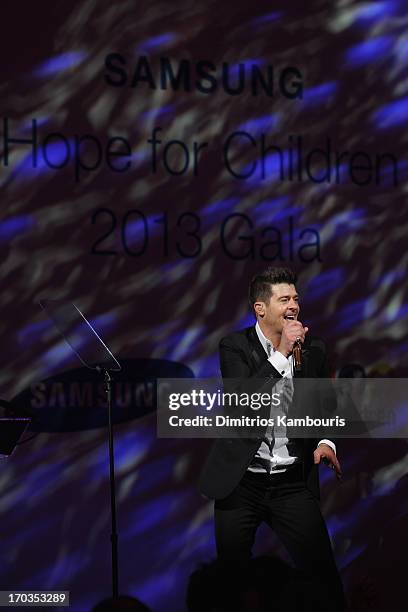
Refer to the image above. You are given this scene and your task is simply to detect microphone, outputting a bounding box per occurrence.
[293,340,302,372]
[285,315,302,372]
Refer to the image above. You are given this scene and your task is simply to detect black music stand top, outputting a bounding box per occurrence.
[0,417,30,458]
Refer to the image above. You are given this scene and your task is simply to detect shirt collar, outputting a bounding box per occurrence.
[255,321,274,356]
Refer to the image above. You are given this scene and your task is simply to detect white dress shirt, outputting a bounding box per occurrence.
[247,322,335,474]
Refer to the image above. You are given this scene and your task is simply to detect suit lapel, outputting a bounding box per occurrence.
[246,326,268,372]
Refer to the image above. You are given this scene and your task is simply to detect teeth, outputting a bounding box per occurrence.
[285,315,295,320]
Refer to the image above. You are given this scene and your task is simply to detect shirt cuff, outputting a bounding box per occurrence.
[268,351,290,376]
[318,439,336,455]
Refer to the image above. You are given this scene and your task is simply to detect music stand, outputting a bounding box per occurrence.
[39,299,121,598]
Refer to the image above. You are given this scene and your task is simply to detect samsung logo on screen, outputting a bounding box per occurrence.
[104,54,303,99]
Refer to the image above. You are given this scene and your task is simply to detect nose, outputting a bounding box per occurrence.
[288,298,298,311]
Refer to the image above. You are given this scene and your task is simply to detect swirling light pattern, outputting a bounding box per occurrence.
[0,0,407,610]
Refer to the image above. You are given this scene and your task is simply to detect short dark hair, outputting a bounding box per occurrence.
[249,267,297,306]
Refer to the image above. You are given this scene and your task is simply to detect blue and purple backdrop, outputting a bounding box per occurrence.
[1,0,407,610]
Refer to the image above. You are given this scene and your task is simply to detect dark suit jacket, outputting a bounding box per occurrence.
[199,325,334,500]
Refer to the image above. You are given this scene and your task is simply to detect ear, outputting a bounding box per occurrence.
[254,301,265,318]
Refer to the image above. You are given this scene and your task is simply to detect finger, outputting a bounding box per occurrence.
[293,324,306,342]
[313,450,321,465]
[291,328,305,342]
[335,464,343,480]
[321,452,342,475]
[332,457,342,480]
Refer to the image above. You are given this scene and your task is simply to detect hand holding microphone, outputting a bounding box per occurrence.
[277,316,308,369]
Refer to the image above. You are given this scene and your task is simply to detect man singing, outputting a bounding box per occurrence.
[199,267,345,610]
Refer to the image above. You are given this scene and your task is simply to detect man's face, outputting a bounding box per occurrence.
[255,283,300,332]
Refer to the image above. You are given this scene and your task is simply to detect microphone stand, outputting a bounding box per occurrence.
[102,367,119,599]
